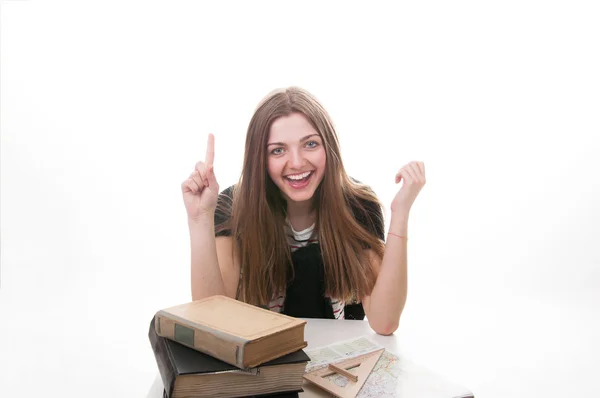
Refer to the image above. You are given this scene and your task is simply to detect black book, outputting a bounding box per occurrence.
[148,317,310,398]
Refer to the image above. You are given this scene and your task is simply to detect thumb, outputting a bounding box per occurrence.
[395,173,403,184]
[206,164,219,188]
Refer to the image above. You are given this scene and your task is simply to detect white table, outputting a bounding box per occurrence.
[146,318,473,398]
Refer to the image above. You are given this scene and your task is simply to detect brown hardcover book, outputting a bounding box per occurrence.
[154,295,307,369]
[149,317,309,398]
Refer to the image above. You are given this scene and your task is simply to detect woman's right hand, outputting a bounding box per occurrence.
[181,134,220,221]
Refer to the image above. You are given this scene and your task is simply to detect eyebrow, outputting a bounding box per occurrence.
[267,134,320,147]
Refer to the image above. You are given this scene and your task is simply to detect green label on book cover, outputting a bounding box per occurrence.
[174,323,195,347]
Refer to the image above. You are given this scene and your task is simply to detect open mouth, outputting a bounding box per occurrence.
[284,171,314,188]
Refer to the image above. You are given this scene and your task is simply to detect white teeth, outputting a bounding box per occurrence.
[286,171,311,180]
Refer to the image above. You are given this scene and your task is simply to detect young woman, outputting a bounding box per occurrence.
[181,87,425,335]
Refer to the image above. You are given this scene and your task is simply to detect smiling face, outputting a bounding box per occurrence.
[266,112,327,205]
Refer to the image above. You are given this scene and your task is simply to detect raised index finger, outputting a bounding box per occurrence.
[205,133,215,166]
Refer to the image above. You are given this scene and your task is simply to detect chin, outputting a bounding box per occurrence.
[283,189,317,203]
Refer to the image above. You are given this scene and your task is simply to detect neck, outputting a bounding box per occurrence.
[286,199,315,231]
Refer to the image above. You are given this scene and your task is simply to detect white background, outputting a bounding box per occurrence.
[1,1,599,397]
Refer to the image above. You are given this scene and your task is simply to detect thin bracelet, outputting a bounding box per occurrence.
[388,232,408,240]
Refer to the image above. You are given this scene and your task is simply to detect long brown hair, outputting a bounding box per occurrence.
[223,87,385,306]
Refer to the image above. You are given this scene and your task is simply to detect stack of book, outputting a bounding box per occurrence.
[148,295,310,398]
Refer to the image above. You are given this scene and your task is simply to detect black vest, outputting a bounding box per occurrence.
[282,242,367,320]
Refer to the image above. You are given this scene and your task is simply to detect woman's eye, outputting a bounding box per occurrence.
[306,140,319,148]
[271,148,284,155]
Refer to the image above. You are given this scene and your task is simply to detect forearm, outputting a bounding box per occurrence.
[366,211,409,334]
[189,213,226,300]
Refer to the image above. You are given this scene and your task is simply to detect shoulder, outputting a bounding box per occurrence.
[347,178,385,241]
[218,184,235,201]
[347,178,382,213]
[214,184,236,237]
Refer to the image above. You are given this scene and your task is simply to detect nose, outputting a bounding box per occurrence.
[288,148,305,169]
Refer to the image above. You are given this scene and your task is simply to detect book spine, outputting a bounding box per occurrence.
[148,317,177,398]
[155,313,247,369]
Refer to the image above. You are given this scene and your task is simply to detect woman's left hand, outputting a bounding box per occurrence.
[391,161,426,214]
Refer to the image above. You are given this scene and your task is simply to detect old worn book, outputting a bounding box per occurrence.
[154,295,307,369]
[149,317,309,398]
